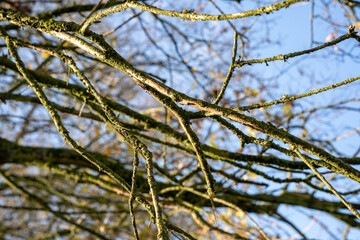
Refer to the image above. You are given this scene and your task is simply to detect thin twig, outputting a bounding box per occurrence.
[292,147,360,219]
[234,74,360,111]
[213,31,238,105]
[235,26,357,68]
[129,152,140,240]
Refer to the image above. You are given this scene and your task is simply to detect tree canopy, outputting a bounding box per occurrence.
[1,0,360,239]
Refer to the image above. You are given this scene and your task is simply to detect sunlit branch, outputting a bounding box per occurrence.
[234,74,360,111]
[235,26,358,68]
[80,0,306,33]
[213,31,238,105]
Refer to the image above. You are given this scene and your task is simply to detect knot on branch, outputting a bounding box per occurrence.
[277,54,287,61]
[348,25,356,35]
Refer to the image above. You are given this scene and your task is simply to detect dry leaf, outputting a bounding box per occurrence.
[325,32,336,42]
